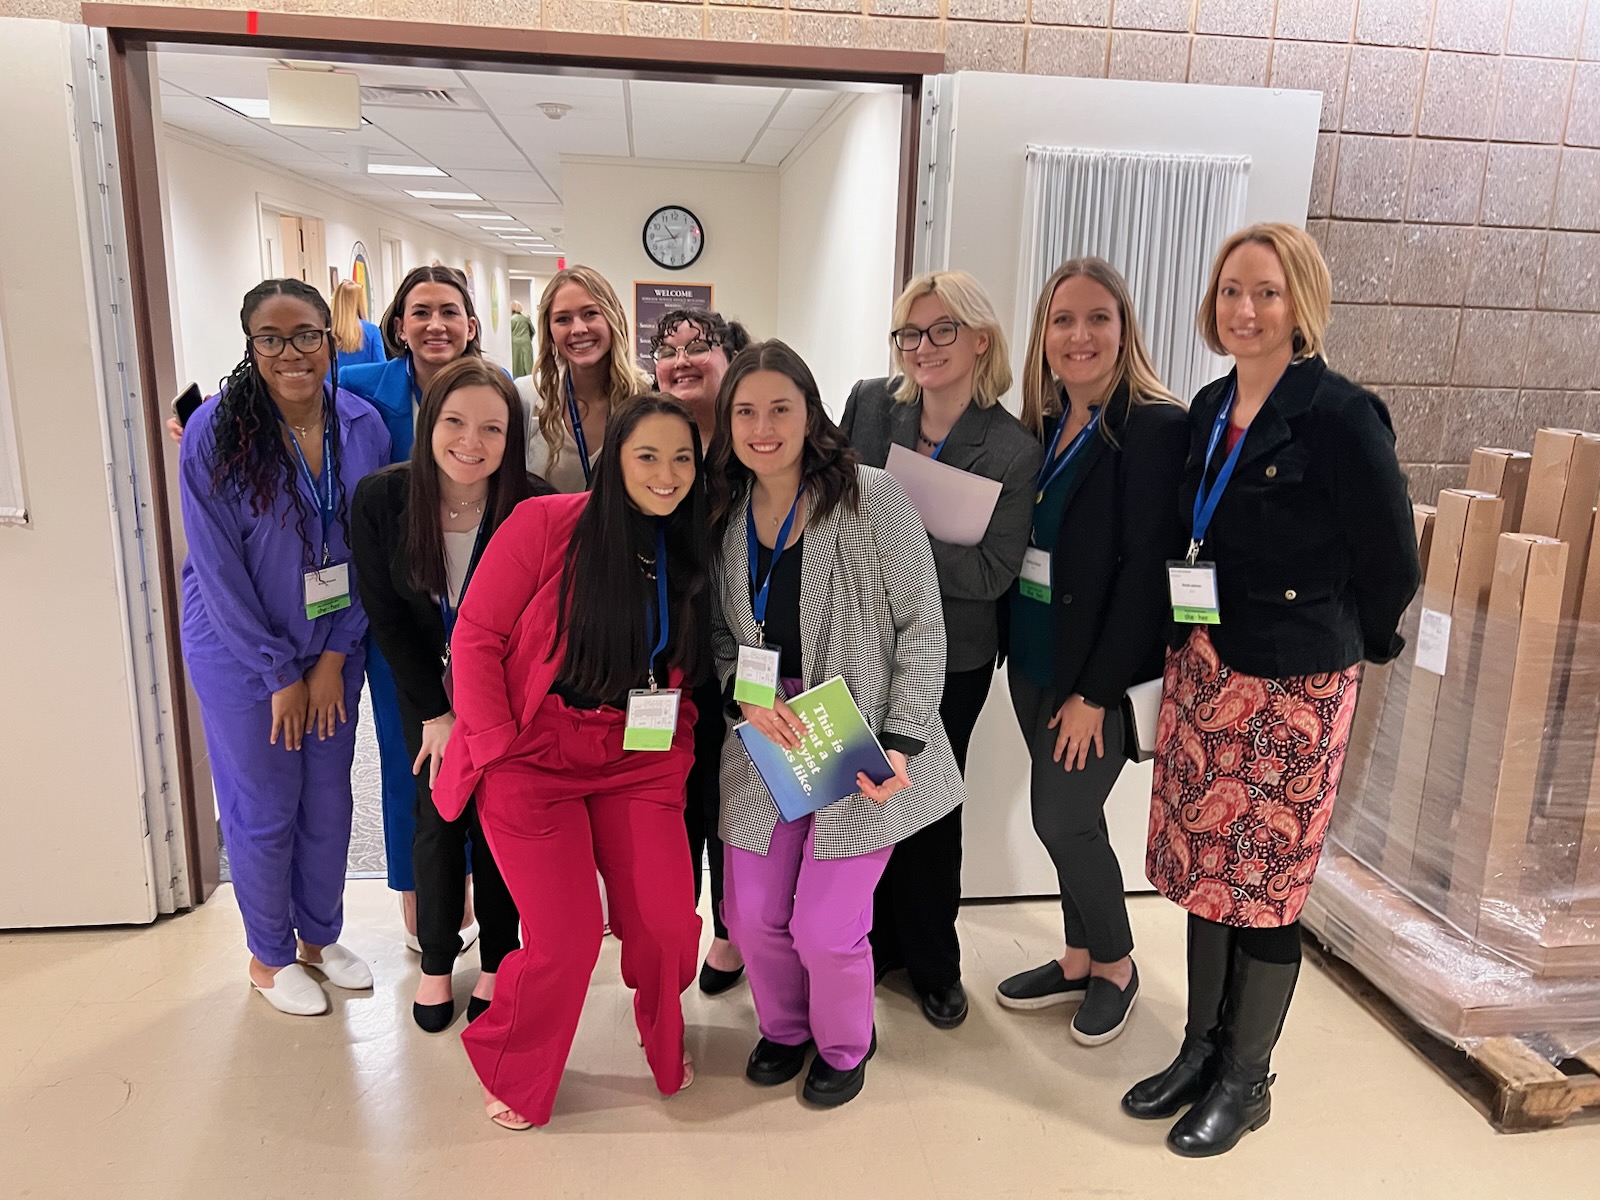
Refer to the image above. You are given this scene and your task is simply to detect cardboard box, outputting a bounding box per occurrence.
[1467,448,1533,532]
[1519,428,1600,620]
[1447,535,1568,936]
[1567,510,1600,917]
[1384,491,1503,884]
[1406,491,1505,906]
[1337,504,1437,867]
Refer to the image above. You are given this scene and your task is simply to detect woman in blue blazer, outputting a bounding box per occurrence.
[341,264,488,949]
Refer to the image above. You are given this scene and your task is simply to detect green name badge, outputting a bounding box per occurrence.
[304,563,351,621]
[1019,546,1051,605]
[734,643,782,709]
[1168,562,1221,625]
[624,688,680,752]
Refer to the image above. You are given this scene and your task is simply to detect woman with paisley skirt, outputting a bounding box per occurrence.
[1124,224,1419,1157]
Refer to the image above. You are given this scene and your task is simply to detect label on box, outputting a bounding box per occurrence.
[1415,607,1451,676]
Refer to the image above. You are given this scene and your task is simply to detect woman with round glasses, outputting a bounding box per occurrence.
[520,265,651,493]
[839,271,1042,1030]
[179,278,391,1015]
[651,308,752,996]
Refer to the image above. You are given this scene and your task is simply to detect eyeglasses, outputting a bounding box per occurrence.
[250,329,329,357]
[651,339,717,364]
[890,320,963,351]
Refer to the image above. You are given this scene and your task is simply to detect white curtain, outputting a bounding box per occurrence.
[1016,145,1251,407]
[0,308,24,525]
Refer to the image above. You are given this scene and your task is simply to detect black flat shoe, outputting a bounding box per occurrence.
[802,1029,877,1108]
[412,999,455,1034]
[873,957,905,985]
[466,995,491,1024]
[920,982,969,1030]
[699,960,745,996]
[746,1037,814,1086]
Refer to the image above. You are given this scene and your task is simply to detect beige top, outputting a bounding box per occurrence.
[516,376,599,494]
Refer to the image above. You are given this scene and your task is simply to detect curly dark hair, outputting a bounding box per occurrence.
[210,278,346,569]
[649,308,752,358]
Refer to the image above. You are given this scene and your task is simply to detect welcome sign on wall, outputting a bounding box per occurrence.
[633,281,714,373]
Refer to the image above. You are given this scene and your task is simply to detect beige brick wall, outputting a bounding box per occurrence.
[8,0,1599,498]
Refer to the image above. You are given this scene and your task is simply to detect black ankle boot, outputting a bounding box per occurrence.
[1166,950,1299,1157]
[1122,917,1234,1119]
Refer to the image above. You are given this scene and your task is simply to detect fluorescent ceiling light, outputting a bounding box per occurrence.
[452,211,510,220]
[526,248,563,256]
[404,189,482,200]
[210,96,270,119]
[368,163,447,177]
[493,227,533,234]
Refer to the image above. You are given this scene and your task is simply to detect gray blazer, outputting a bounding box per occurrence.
[714,466,967,860]
[840,377,1044,672]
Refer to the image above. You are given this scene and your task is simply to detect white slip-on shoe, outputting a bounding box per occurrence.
[252,962,330,1016]
[301,943,374,991]
[404,932,423,954]
[458,920,480,954]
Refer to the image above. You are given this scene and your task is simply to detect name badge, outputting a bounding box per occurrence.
[624,688,681,752]
[1019,547,1051,604]
[304,562,352,620]
[1168,562,1221,625]
[734,643,782,708]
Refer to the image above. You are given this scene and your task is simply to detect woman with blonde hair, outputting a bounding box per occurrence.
[517,265,651,493]
[330,279,387,371]
[1124,224,1417,1155]
[994,257,1188,1048]
[839,270,1041,1030]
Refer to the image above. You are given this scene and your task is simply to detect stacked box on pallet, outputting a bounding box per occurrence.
[1306,426,1600,1057]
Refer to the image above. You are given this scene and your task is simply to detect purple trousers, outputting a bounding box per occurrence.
[724,814,892,1071]
[190,655,364,968]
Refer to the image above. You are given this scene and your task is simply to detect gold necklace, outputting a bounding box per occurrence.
[446,495,485,521]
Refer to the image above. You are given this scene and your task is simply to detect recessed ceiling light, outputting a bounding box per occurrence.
[368,163,447,177]
[210,96,270,119]
[451,211,510,220]
[492,227,533,234]
[526,248,563,256]
[404,189,482,200]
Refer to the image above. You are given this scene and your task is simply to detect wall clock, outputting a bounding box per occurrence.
[642,204,705,271]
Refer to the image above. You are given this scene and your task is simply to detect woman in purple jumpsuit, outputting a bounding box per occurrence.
[179,279,392,1016]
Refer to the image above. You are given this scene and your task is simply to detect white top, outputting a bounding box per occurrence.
[515,375,600,495]
[443,524,480,608]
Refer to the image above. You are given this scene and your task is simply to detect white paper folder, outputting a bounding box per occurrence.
[884,443,1004,547]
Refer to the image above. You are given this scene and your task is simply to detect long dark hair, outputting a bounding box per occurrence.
[554,393,711,698]
[706,339,860,526]
[379,265,484,361]
[210,278,345,566]
[404,357,533,597]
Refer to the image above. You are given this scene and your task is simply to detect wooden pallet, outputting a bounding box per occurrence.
[1304,936,1600,1132]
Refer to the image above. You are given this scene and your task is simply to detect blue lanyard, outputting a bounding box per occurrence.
[928,434,949,461]
[438,517,491,647]
[407,355,422,409]
[565,374,594,488]
[647,523,669,690]
[746,488,805,633]
[283,396,336,565]
[1189,384,1246,563]
[1036,407,1101,501]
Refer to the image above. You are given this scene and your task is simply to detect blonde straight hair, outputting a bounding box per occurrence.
[1018,257,1180,439]
[1198,222,1330,362]
[533,265,650,470]
[330,279,367,355]
[889,270,1013,407]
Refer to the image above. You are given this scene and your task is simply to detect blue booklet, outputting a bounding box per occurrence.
[735,676,896,823]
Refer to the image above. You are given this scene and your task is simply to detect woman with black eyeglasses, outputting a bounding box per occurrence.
[179,279,391,1015]
[840,271,1041,1030]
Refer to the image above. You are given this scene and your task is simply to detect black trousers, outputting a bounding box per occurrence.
[408,722,520,979]
[1007,664,1135,963]
[869,663,994,994]
[685,679,729,942]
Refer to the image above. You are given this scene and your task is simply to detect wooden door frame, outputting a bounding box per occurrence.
[84,3,940,904]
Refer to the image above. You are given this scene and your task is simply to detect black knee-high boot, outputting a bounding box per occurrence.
[1166,946,1300,1157]
[1121,916,1234,1119]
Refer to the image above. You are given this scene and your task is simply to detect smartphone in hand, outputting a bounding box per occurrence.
[172,382,202,428]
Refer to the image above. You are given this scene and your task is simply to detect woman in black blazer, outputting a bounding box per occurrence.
[840,270,1042,1031]
[1124,224,1420,1156]
[352,356,553,1032]
[997,258,1188,1047]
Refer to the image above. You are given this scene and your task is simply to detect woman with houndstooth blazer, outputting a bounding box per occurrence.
[708,340,966,1110]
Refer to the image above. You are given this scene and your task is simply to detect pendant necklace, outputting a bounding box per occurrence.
[447,495,485,521]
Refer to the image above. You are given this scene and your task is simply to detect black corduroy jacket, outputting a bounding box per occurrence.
[1174,357,1421,678]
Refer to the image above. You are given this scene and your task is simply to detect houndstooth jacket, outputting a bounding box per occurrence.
[714,465,968,860]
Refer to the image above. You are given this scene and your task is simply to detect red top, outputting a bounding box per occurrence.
[431,491,696,820]
[1225,422,1247,454]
